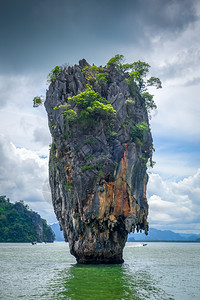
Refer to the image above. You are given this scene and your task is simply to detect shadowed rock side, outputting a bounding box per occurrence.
[45,59,153,263]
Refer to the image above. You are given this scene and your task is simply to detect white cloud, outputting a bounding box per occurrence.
[0,74,51,151]
[135,9,200,149]
[149,148,200,181]
[149,68,200,146]
[33,126,51,146]
[148,80,200,184]
[147,170,200,233]
[0,74,45,108]
[0,74,53,222]
[0,134,56,223]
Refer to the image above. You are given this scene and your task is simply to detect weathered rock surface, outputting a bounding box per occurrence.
[45,59,153,263]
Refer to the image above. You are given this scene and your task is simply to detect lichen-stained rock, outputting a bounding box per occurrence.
[45,59,153,263]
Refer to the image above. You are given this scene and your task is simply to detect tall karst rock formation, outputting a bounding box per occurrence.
[45,57,156,263]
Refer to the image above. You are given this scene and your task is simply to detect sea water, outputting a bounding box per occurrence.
[0,242,199,299]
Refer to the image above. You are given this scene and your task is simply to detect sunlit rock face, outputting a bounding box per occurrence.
[45,59,152,263]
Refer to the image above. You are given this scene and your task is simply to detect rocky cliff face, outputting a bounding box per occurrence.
[45,59,153,263]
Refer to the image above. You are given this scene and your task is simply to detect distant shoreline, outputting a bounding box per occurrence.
[1,240,200,244]
[0,241,54,244]
[127,240,200,243]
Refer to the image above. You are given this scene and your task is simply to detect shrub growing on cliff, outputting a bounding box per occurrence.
[63,109,78,126]
[130,122,148,145]
[96,73,108,84]
[107,55,162,114]
[83,65,108,85]
[107,54,134,72]
[128,61,151,91]
[125,99,135,106]
[142,92,157,113]
[125,60,161,113]
[33,96,43,107]
[67,85,116,129]
[47,65,62,83]
[106,54,124,69]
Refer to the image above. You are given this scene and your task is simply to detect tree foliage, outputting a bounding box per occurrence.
[130,122,148,145]
[33,65,62,107]
[106,55,162,114]
[83,65,108,84]
[128,61,151,91]
[33,96,43,107]
[106,54,124,69]
[47,65,62,83]
[147,76,162,89]
[0,196,55,242]
[33,55,161,117]
[65,85,116,130]
[142,92,157,113]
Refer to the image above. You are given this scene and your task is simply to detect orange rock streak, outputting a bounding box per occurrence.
[98,147,132,219]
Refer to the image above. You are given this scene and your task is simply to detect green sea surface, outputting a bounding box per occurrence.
[0,242,199,299]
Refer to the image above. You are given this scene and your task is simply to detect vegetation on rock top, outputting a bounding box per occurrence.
[33,54,161,114]
[66,85,116,129]
[33,54,162,169]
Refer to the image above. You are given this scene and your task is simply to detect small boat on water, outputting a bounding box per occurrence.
[143,243,148,246]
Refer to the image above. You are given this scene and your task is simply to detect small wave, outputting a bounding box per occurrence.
[126,243,144,248]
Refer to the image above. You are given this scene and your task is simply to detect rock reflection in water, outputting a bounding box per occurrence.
[50,263,168,300]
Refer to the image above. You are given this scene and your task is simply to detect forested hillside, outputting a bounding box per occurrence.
[0,195,55,242]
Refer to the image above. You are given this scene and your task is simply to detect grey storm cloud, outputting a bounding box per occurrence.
[183,77,200,87]
[33,126,51,146]
[0,0,198,74]
[158,47,200,81]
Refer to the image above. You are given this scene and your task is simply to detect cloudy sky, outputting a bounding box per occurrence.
[0,0,200,233]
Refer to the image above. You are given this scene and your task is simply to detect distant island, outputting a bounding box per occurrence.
[127,228,200,242]
[0,195,55,243]
[50,222,65,241]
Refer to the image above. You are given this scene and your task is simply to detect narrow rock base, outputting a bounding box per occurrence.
[76,254,124,264]
[68,224,127,264]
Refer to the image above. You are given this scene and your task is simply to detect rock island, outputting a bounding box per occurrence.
[44,55,161,263]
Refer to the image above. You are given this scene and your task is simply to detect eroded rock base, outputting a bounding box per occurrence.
[69,224,127,264]
[76,252,124,264]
